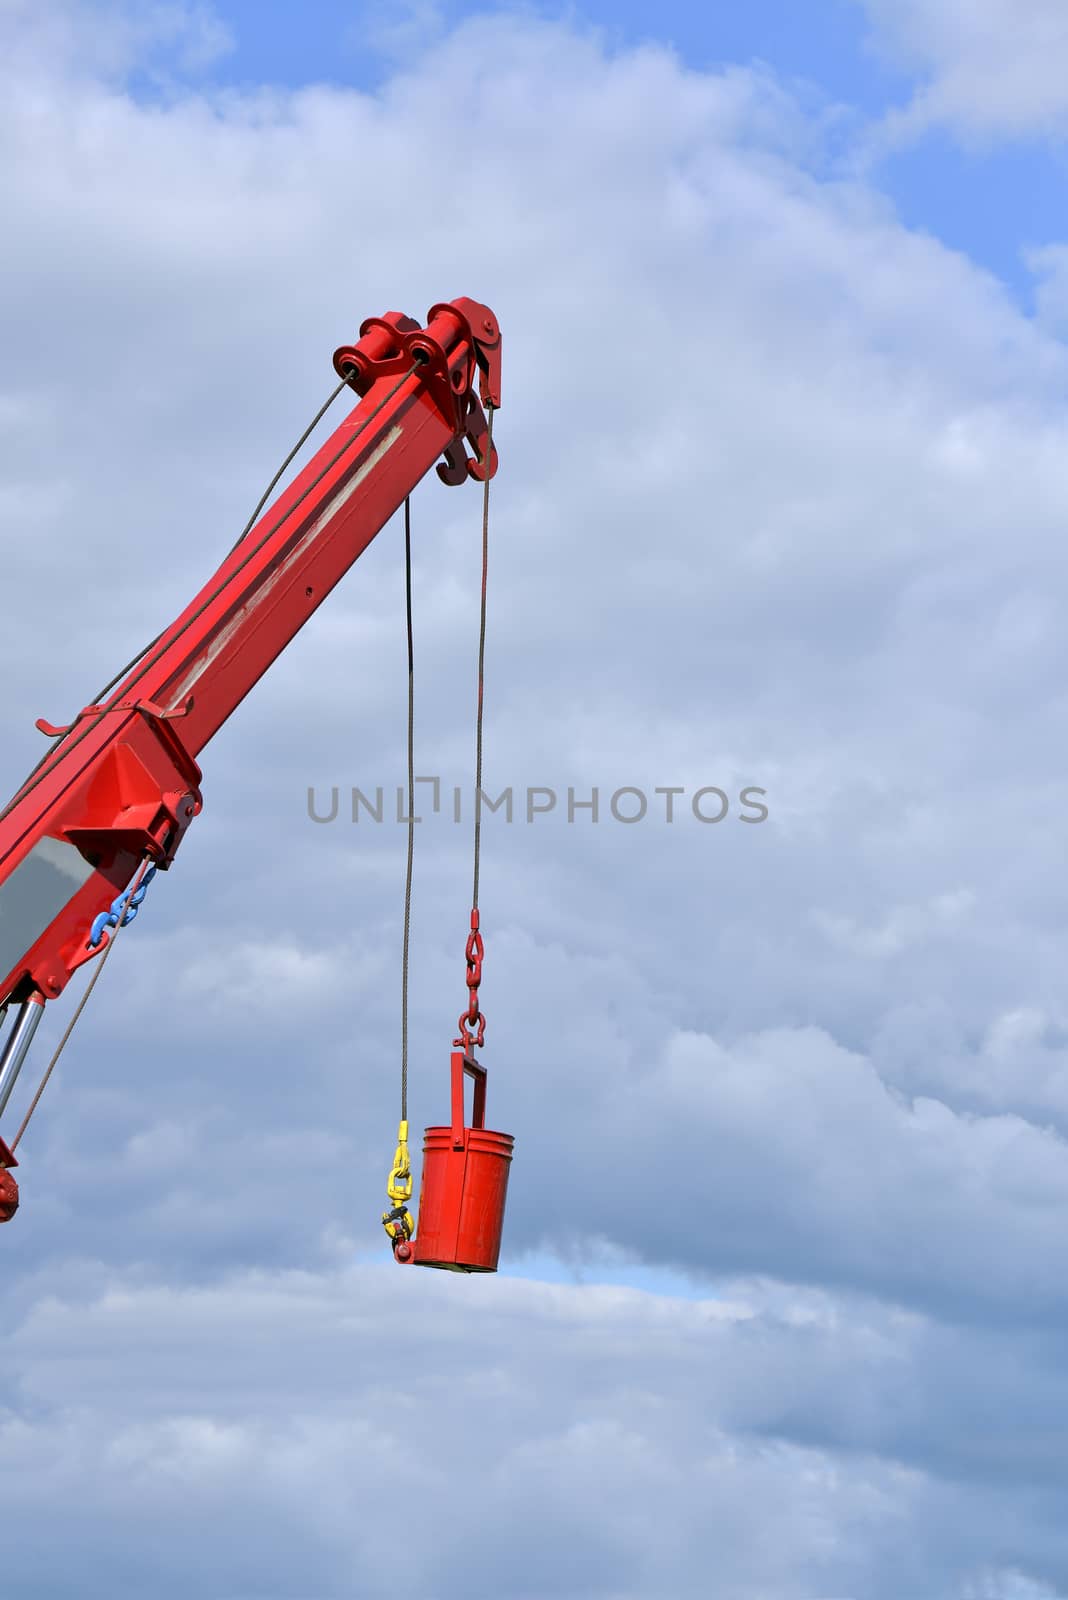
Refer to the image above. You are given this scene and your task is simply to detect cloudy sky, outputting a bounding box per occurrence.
[4,0,1068,1594]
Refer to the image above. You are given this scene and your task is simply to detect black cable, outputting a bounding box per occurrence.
[471,405,495,912]
[0,367,414,845]
[401,495,415,1123]
[227,378,349,557]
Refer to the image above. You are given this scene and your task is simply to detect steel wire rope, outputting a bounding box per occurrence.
[401,495,415,1123]
[8,857,151,1151]
[4,370,415,1143]
[0,367,415,844]
[471,405,495,914]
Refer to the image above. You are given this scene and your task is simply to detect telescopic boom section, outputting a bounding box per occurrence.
[0,298,501,1038]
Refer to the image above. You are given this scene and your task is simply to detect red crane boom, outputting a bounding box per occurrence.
[0,297,501,1191]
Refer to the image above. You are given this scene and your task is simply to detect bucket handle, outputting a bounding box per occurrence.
[451,1048,486,1149]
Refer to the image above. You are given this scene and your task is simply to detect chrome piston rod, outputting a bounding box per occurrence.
[0,995,45,1119]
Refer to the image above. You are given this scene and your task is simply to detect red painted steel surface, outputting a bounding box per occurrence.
[404,1049,514,1273]
[0,299,500,1013]
[0,1138,17,1222]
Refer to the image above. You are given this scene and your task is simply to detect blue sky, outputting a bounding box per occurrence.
[6,1,1068,1595]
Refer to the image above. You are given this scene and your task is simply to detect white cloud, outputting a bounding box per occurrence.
[1,1261,1064,1598]
[857,0,1068,142]
[3,0,233,84]
[1028,243,1068,337]
[4,2,1068,1592]
[573,1022,1068,1320]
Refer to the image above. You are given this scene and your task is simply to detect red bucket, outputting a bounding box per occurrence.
[406,1049,513,1273]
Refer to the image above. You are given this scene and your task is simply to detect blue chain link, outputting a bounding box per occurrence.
[87,864,157,949]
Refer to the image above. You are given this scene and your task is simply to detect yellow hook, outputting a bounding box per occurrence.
[387,1119,413,1203]
[382,1118,414,1243]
